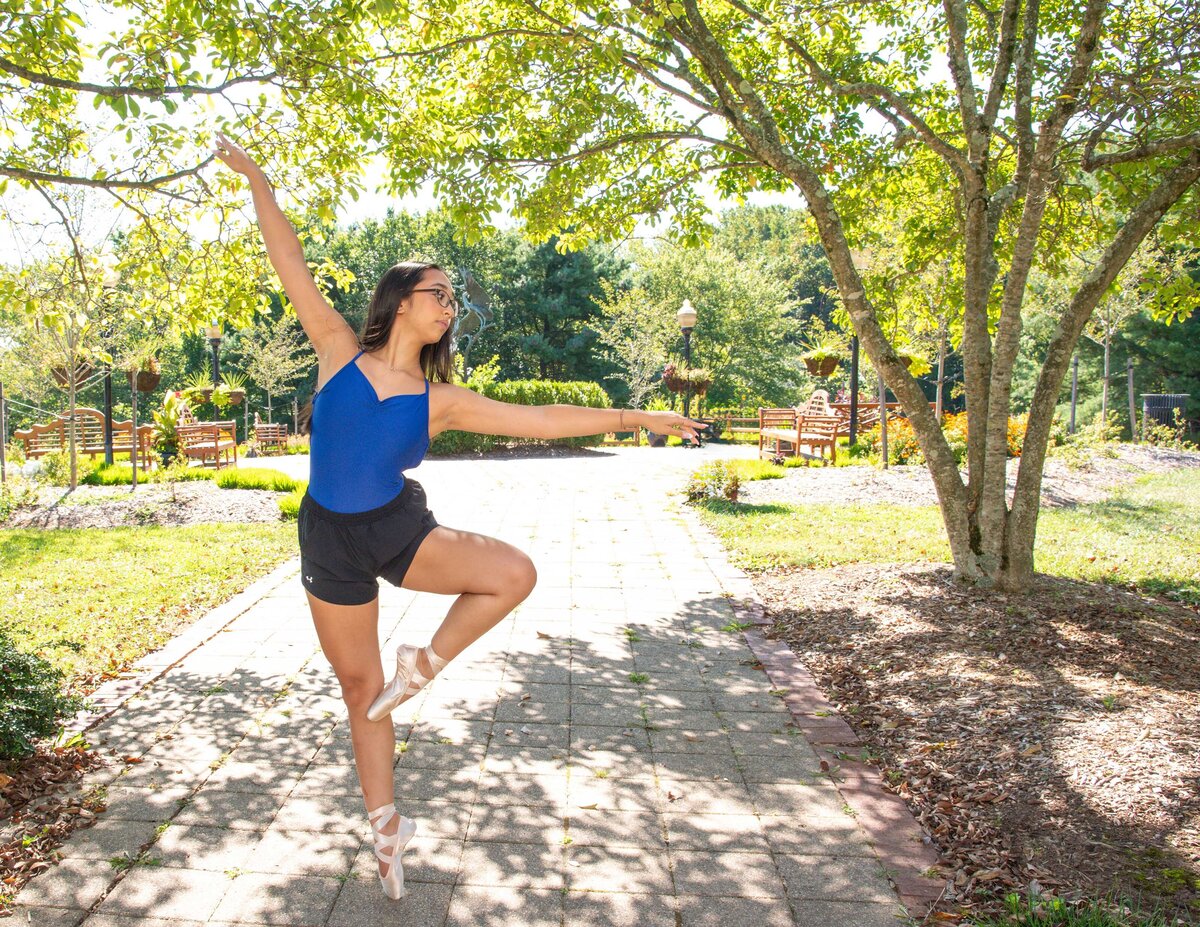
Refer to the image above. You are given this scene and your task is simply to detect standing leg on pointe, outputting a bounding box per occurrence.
[307,593,415,898]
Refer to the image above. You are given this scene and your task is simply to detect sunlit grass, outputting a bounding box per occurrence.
[0,523,298,691]
[696,469,1200,604]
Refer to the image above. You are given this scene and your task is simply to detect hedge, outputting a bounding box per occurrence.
[430,379,611,455]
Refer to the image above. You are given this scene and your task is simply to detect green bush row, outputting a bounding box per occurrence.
[430,379,611,455]
[214,468,303,493]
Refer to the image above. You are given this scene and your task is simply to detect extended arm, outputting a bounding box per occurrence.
[439,384,706,443]
[213,135,356,359]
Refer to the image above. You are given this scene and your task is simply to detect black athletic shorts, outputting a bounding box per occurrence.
[297,478,439,606]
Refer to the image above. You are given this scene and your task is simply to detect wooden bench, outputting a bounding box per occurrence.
[14,408,154,468]
[758,408,841,464]
[253,422,288,454]
[177,421,238,469]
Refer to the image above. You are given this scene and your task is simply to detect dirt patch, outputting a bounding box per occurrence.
[755,563,1200,921]
[3,481,287,529]
[738,444,1200,508]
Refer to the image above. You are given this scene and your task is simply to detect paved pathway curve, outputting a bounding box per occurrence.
[15,445,938,926]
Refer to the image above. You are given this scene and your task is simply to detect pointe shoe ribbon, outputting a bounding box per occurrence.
[366,644,448,722]
[367,802,416,900]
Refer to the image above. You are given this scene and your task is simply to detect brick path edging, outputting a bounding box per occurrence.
[681,509,947,917]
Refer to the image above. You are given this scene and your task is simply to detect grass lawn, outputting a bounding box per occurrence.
[696,468,1200,604]
[0,523,298,692]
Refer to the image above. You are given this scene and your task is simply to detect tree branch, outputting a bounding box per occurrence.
[0,159,215,198]
[1082,130,1200,170]
[943,0,983,159]
[982,0,1023,131]
[0,55,276,98]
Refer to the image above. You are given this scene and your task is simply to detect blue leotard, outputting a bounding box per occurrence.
[307,351,430,513]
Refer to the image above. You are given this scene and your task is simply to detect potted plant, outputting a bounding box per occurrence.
[182,370,214,406]
[221,371,247,405]
[127,355,161,392]
[152,392,185,466]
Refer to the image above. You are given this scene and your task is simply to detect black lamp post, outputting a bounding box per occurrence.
[848,336,860,444]
[677,299,697,421]
[100,269,121,465]
[207,322,223,385]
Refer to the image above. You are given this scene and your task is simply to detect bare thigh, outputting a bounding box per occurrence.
[306,593,385,707]
[402,525,537,597]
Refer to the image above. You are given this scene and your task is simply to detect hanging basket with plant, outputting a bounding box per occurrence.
[799,328,849,377]
[687,367,714,396]
[181,369,215,405]
[51,361,94,388]
[222,372,248,405]
[127,356,161,392]
[661,362,688,393]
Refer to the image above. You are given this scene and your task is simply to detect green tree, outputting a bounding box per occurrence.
[591,279,676,416]
[242,315,310,423]
[367,0,1200,591]
[631,241,801,408]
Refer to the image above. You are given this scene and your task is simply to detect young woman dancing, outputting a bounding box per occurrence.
[214,136,705,900]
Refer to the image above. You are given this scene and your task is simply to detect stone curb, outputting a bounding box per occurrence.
[66,557,301,735]
[681,508,946,917]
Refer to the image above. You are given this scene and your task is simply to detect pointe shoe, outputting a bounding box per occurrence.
[368,802,417,900]
[366,644,447,722]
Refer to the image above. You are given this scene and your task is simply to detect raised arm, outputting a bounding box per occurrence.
[437,384,707,443]
[213,135,356,360]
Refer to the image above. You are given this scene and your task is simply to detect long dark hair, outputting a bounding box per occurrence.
[297,261,455,435]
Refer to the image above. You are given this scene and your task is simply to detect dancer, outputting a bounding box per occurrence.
[213,135,705,899]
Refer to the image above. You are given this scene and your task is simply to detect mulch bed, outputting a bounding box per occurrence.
[755,563,1200,923]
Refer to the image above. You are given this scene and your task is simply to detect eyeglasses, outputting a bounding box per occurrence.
[412,287,460,314]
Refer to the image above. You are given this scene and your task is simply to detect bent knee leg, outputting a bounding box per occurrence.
[499,550,537,602]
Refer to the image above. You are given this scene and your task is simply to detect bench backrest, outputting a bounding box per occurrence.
[255,423,287,439]
[798,414,841,440]
[800,389,832,416]
[177,421,237,447]
[759,407,798,429]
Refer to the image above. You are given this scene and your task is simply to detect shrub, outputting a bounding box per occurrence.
[1143,408,1197,450]
[83,463,136,486]
[729,460,786,481]
[214,468,301,492]
[39,450,72,486]
[0,632,83,760]
[5,441,26,466]
[82,463,213,486]
[685,460,741,503]
[0,478,38,521]
[278,483,307,519]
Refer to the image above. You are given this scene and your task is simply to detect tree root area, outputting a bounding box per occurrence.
[757,563,1200,921]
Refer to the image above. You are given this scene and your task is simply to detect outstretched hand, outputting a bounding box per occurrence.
[213,133,264,180]
[642,411,708,444]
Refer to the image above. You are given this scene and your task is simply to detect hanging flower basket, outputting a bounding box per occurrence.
[228,389,245,406]
[51,363,93,388]
[804,355,840,377]
[128,369,162,392]
[662,363,688,392]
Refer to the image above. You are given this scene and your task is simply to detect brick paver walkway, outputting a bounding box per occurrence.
[14,445,932,926]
